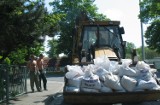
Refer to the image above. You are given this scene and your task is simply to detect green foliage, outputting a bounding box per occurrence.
[137,47,160,60]
[8,47,27,65]
[125,42,136,59]
[0,0,57,63]
[0,55,11,64]
[139,0,160,23]
[145,48,160,59]
[3,57,11,65]
[47,39,58,58]
[49,0,108,55]
[42,13,63,37]
[139,0,160,53]
[145,20,160,52]
[28,42,45,57]
[0,56,2,59]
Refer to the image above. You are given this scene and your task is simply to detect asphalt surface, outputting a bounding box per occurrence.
[5,75,64,105]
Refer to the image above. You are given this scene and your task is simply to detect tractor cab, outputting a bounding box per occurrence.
[78,21,126,63]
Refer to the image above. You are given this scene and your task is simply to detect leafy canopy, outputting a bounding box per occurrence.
[0,0,59,64]
[139,0,160,52]
[49,0,108,55]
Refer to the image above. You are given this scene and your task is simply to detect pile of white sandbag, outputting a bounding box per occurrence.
[65,56,160,93]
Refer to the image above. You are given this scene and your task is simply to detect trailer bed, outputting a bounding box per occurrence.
[63,89,160,104]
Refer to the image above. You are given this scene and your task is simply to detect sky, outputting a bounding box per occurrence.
[93,0,146,48]
[44,0,146,49]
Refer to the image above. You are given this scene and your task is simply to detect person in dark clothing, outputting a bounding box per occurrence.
[37,54,48,90]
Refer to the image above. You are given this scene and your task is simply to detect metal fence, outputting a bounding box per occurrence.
[0,64,27,104]
[0,64,64,104]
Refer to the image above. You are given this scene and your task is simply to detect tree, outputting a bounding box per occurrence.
[49,0,108,55]
[139,0,160,52]
[125,42,136,59]
[0,0,59,63]
[145,20,160,52]
[47,39,59,58]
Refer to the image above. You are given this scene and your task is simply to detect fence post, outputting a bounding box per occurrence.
[5,65,9,104]
[24,67,27,93]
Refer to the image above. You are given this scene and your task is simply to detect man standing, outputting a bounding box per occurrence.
[37,54,48,90]
[27,54,41,92]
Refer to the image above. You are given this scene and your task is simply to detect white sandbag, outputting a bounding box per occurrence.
[67,76,83,88]
[150,68,157,74]
[136,61,151,71]
[94,67,109,82]
[152,85,160,90]
[93,55,110,70]
[94,67,108,76]
[81,87,99,93]
[83,64,95,77]
[99,75,106,82]
[121,75,137,92]
[109,61,119,74]
[65,86,80,92]
[65,71,79,79]
[81,74,101,90]
[121,59,132,67]
[121,59,132,63]
[136,77,159,90]
[118,66,138,77]
[100,83,112,92]
[136,69,152,81]
[65,65,84,79]
[66,65,82,72]
[104,73,124,91]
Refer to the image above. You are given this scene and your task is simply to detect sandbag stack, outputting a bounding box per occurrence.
[64,56,160,93]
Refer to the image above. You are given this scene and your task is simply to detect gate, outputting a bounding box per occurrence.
[0,64,27,104]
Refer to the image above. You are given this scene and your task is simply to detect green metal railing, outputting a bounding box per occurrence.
[0,64,64,104]
[0,64,27,104]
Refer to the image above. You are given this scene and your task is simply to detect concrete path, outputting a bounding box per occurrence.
[8,79,64,105]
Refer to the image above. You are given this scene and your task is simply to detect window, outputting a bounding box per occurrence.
[81,25,122,50]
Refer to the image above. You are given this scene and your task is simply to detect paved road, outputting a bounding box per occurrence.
[7,76,64,105]
[47,76,64,82]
